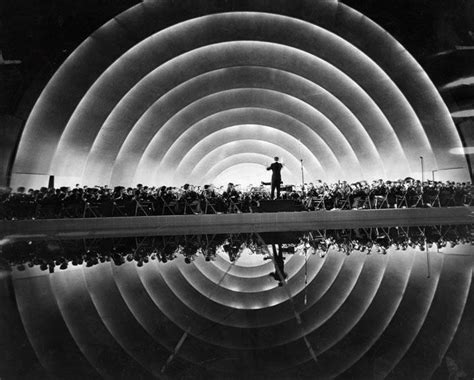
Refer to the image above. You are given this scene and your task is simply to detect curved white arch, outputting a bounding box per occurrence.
[200,154,299,186]
[109,41,410,186]
[95,66,385,185]
[51,41,412,185]
[12,4,468,190]
[56,16,429,183]
[171,130,323,185]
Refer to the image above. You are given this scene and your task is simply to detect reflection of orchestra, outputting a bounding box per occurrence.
[3,225,471,272]
[0,178,471,219]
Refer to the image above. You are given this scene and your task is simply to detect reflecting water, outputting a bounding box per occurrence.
[1,224,473,380]
[2,225,471,272]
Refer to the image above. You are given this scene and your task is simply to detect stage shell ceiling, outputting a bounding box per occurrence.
[11,0,469,188]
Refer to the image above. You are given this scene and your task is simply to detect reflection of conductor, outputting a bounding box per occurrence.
[267,157,283,199]
[269,244,287,286]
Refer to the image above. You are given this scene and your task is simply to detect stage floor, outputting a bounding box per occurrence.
[1,207,472,241]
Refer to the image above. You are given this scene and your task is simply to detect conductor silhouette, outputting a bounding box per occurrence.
[267,157,283,199]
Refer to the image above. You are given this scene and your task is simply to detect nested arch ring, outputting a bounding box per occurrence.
[11,5,468,188]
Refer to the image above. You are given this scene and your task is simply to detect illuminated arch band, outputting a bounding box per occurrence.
[11,2,468,188]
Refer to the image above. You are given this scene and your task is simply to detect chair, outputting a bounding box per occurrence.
[396,192,408,208]
[407,191,423,208]
[337,193,352,210]
[112,201,128,216]
[374,193,388,209]
[444,192,456,207]
[227,198,243,213]
[307,196,325,210]
[431,189,441,207]
[135,200,154,216]
[203,197,218,214]
[83,202,101,217]
[468,190,474,206]
[361,191,373,209]
[183,199,201,214]
[160,196,176,215]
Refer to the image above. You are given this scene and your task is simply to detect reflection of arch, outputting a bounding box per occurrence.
[177,254,314,299]
[13,237,474,377]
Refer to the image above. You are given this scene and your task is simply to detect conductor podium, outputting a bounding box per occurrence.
[257,200,306,213]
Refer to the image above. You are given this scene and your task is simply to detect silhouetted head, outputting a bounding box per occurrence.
[274,157,279,162]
